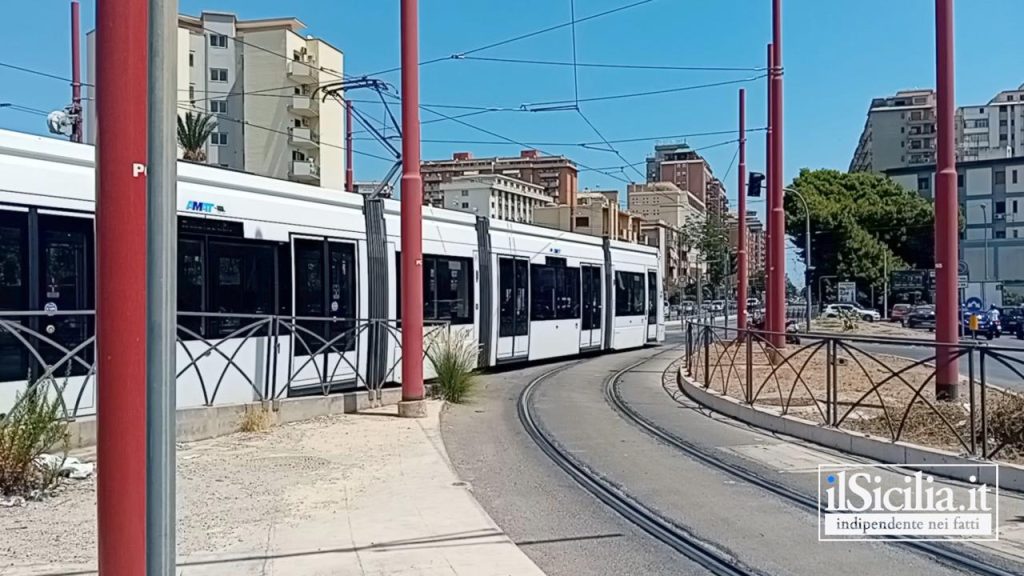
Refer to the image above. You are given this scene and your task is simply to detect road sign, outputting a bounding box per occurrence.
[837,281,856,303]
[958,275,968,289]
[965,296,983,312]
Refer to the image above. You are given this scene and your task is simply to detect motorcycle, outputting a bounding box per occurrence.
[746,312,801,345]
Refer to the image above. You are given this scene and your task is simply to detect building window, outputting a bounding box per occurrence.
[957,174,965,187]
[917,176,930,191]
[210,100,227,114]
[995,230,1006,239]
[210,132,228,146]
[1014,170,1019,185]
[575,216,590,228]
[461,202,469,209]
[910,111,923,121]
[1015,229,1020,239]
[911,140,922,150]
[1014,200,1019,214]
[461,190,469,196]
[188,84,195,106]
[189,51,194,67]
[210,68,228,82]
[979,108,985,114]
[209,34,228,48]
[995,171,1007,185]
[995,200,1006,214]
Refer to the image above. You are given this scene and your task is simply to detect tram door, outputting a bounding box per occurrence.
[579,264,603,350]
[647,269,658,341]
[37,214,94,376]
[496,257,529,360]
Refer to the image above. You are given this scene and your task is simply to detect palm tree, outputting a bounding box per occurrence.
[176,111,216,162]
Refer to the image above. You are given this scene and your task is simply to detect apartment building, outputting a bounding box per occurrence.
[421,150,578,208]
[643,143,733,216]
[849,89,937,173]
[626,182,699,227]
[440,174,552,223]
[958,84,1024,162]
[887,157,1024,282]
[640,220,702,294]
[86,11,346,189]
[728,210,765,275]
[534,191,641,243]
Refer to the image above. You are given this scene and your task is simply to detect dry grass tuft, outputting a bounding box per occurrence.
[239,407,273,433]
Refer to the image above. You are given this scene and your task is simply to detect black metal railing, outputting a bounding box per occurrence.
[685,320,1024,461]
[0,310,451,424]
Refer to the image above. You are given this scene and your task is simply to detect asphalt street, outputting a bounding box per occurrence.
[440,361,705,576]
[440,335,1006,575]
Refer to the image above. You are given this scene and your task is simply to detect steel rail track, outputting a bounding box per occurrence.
[606,350,1019,576]
[517,358,762,576]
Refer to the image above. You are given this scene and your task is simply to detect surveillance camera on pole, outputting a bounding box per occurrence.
[47,109,74,136]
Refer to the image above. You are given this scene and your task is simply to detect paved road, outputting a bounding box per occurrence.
[442,339,988,575]
[440,361,703,576]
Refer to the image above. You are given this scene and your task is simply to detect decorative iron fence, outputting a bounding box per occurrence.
[0,310,451,424]
[684,321,1024,461]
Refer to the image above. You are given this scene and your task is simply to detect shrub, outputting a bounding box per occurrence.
[987,393,1024,457]
[0,378,70,496]
[426,328,477,404]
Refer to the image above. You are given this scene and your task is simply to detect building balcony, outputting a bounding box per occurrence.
[287,58,319,84]
[289,95,318,117]
[289,126,319,148]
[291,160,320,183]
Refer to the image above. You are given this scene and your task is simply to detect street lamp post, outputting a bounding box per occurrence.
[784,187,812,332]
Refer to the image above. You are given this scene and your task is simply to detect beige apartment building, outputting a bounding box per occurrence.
[728,210,766,275]
[849,89,937,173]
[439,174,552,223]
[86,11,346,189]
[643,144,729,216]
[626,182,698,227]
[534,191,641,243]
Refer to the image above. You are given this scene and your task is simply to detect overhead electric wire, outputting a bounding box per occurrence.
[352,127,754,148]
[0,103,50,116]
[454,56,766,72]
[365,0,658,76]
[0,61,92,86]
[523,75,767,110]
[569,0,580,106]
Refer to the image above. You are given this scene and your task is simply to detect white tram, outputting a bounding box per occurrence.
[0,129,664,417]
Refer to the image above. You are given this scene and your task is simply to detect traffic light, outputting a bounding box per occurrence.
[747,172,765,197]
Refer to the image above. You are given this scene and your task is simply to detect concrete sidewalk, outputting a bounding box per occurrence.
[0,401,546,576]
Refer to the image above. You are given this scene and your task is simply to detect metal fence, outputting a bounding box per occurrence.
[684,321,1024,461]
[0,310,450,423]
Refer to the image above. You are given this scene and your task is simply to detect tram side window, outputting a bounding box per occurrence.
[207,240,276,338]
[0,213,28,383]
[615,271,646,316]
[530,264,580,321]
[178,238,204,336]
[395,253,474,325]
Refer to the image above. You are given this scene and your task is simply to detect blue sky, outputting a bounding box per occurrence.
[2,0,1023,284]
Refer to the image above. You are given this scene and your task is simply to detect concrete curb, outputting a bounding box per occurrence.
[65,386,415,449]
[677,369,1024,491]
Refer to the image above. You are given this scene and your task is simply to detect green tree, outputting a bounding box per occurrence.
[176,111,216,162]
[679,212,730,291]
[786,276,798,299]
[784,169,941,294]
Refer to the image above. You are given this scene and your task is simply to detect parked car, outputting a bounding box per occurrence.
[710,301,725,313]
[747,297,761,309]
[904,305,936,330]
[890,303,912,324]
[822,303,881,322]
[681,300,696,314]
